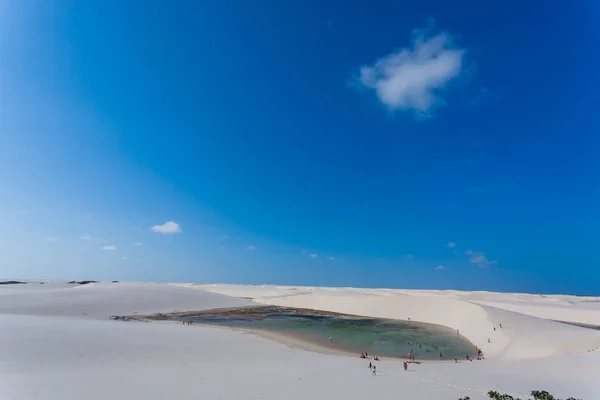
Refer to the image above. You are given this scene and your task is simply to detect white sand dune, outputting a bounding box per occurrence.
[1,281,598,399]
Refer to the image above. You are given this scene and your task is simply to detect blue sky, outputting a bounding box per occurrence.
[1,1,598,294]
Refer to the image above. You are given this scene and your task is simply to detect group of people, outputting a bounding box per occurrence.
[182,320,194,325]
[362,322,505,376]
[360,352,379,361]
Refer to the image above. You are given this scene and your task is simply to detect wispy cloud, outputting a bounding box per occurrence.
[247,245,256,250]
[44,236,60,243]
[355,27,465,116]
[328,256,335,261]
[404,254,415,260]
[151,221,182,234]
[445,241,456,248]
[219,245,227,250]
[80,235,93,241]
[309,253,318,259]
[464,249,497,267]
[132,242,143,246]
[122,256,128,260]
[102,245,117,251]
[434,265,446,271]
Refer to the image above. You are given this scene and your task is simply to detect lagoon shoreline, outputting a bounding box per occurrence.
[138,305,478,360]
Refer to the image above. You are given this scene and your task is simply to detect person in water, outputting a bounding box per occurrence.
[439,352,443,359]
[372,365,376,376]
[403,361,408,371]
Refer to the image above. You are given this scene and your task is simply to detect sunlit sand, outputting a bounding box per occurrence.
[1,281,598,399]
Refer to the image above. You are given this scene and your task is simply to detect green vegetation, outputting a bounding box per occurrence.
[458,390,580,400]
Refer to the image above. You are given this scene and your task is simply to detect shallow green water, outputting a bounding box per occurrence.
[179,310,475,359]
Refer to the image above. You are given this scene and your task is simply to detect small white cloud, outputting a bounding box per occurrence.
[328,256,335,261]
[300,249,309,254]
[434,265,446,271]
[84,213,93,219]
[220,245,227,250]
[151,221,182,234]
[247,245,256,250]
[136,258,142,262]
[355,27,465,116]
[404,254,415,260]
[122,256,128,260]
[102,245,117,251]
[44,236,60,243]
[20,208,29,214]
[446,241,456,248]
[223,235,228,239]
[80,235,93,240]
[310,253,318,258]
[465,249,497,267]
[132,242,143,246]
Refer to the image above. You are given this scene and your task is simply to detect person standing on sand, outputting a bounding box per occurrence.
[372,365,376,375]
[369,361,372,370]
[440,352,443,359]
[403,361,408,371]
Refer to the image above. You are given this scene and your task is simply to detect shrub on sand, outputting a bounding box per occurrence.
[458,390,580,400]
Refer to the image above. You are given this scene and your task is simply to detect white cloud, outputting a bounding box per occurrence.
[80,235,93,240]
[356,28,465,116]
[434,265,446,271]
[122,256,128,260]
[102,245,117,251]
[404,254,415,260]
[328,256,335,261]
[446,241,456,248]
[310,253,318,259]
[247,245,256,250]
[44,236,60,243]
[464,249,497,267]
[220,245,227,250]
[132,242,143,246]
[151,221,182,234]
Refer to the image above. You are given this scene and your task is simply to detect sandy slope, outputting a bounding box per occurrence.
[195,284,600,360]
[0,281,252,317]
[1,281,598,399]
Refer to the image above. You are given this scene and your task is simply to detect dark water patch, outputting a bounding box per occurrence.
[553,320,600,331]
